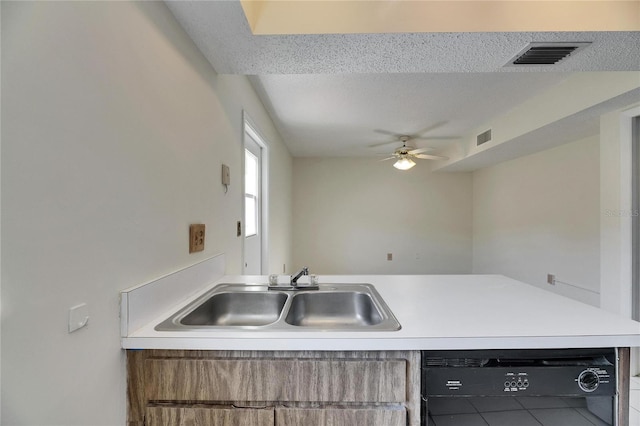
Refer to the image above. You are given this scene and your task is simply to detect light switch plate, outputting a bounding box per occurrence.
[189,224,205,253]
[69,303,89,333]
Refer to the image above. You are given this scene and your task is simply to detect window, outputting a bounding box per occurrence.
[245,149,259,237]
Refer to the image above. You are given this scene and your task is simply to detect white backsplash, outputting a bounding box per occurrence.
[120,254,225,336]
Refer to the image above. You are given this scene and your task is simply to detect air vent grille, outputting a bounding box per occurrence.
[506,42,591,67]
[477,129,492,146]
[514,46,577,65]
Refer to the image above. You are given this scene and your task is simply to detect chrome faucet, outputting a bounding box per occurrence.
[268,266,317,290]
[291,267,309,285]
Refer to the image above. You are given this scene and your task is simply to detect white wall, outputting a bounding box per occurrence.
[216,78,293,274]
[1,2,291,424]
[0,2,3,418]
[292,158,473,274]
[600,104,640,317]
[473,135,601,306]
[437,72,640,171]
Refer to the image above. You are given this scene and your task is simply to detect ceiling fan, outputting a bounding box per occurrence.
[378,135,449,170]
[370,122,453,170]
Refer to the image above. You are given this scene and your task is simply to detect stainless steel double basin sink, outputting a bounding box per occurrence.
[155,283,401,332]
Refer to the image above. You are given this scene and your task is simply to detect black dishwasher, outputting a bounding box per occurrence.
[421,348,617,426]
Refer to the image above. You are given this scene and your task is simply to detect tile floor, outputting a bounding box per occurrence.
[427,396,616,426]
[425,376,640,425]
[631,376,640,425]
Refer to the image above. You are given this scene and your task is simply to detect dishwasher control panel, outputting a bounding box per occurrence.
[422,348,616,397]
[503,371,529,392]
[501,366,613,394]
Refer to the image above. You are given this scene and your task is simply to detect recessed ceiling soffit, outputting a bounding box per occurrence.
[240,0,640,35]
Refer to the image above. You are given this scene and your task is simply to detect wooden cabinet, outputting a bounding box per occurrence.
[127,350,420,426]
[275,406,405,426]
[144,358,406,402]
[146,406,273,426]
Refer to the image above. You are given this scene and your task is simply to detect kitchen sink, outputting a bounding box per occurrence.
[180,291,287,326]
[284,292,384,327]
[155,283,400,332]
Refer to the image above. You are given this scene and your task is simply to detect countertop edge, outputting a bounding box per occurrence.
[121,334,640,351]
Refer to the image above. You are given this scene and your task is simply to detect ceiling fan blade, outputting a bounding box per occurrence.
[411,136,459,143]
[414,154,449,160]
[412,121,448,138]
[407,147,432,155]
[369,124,457,150]
[378,156,396,162]
[368,140,401,148]
[373,129,403,137]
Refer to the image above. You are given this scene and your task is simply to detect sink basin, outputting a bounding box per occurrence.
[155,288,288,330]
[181,291,287,326]
[155,283,400,332]
[285,292,383,327]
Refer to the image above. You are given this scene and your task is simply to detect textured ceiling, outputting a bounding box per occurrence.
[165,1,640,161]
[249,73,573,157]
[165,1,640,74]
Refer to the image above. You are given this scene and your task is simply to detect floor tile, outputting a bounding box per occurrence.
[431,413,489,426]
[428,398,479,415]
[468,397,524,413]
[584,397,614,424]
[631,389,640,411]
[575,407,612,426]
[630,375,640,424]
[529,408,601,426]
[630,407,640,426]
[562,397,588,408]
[516,397,569,410]
[480,410,542,426]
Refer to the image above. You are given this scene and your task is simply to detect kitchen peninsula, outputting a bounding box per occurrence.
[121,258,640,426]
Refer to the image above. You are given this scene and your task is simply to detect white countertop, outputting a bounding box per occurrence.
[121,274,640,351]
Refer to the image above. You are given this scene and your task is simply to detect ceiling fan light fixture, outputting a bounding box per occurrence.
[393,157,416,170]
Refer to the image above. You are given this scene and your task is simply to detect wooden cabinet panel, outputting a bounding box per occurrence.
[145,358,406,403]
[275,406,406,426]
[128,350,420,426]
[146,406,274,426]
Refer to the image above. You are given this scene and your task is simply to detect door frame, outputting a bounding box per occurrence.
[618,104,640,376]
[632,114,640,376]
[632,115,639,322]
[242,112,269,274]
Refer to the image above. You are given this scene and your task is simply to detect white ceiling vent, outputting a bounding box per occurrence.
[506,42,591,66]
[477,129,492,146]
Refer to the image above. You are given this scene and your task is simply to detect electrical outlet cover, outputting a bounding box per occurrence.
[189,224,205,253]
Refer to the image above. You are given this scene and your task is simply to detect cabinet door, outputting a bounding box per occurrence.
[145,358,406,403]
[275,406,406,426]
[146,406,274,426]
